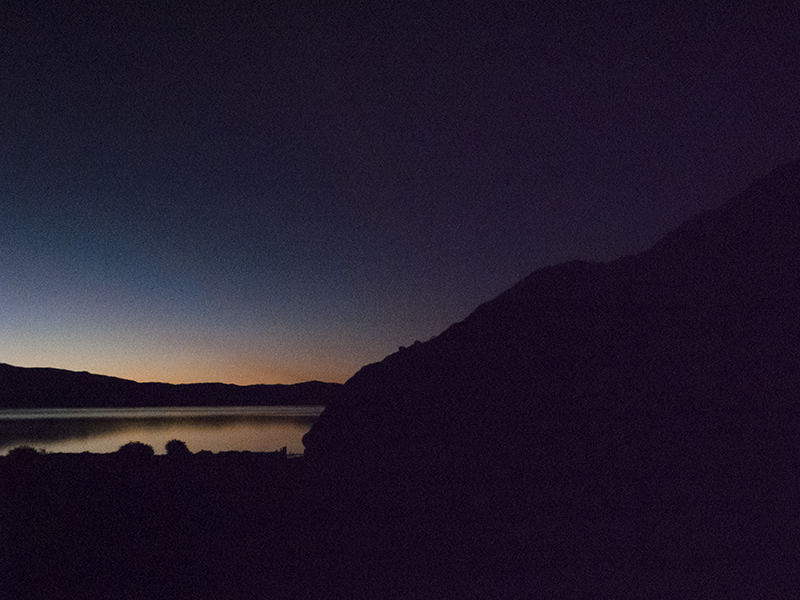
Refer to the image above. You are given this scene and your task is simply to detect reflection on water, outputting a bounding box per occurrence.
[0,407,324,455]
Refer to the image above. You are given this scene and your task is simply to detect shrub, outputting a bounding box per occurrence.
[165,439,192,457]
[7,445,45,459]
[116,441,154,460]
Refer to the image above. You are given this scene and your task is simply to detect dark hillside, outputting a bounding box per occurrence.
[303,158,800,597]
[306,158,800,458]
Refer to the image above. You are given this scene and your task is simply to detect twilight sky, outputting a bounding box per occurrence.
[2,1,800,385]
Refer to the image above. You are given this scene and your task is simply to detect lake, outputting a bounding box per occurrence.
[0,406,324,456]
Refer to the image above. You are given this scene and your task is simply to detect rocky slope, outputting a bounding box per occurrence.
[302,158,800,597]
[306,158,800,462]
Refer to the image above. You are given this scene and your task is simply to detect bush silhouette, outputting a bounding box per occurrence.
[165,439,191,457]
[116,441,154,459]
[7,445,45,459]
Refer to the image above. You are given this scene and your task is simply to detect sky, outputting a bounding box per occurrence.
[2,1,800,385]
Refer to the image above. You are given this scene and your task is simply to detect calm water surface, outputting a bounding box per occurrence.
[0,406,324,455]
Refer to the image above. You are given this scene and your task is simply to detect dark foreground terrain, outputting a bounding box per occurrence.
[4,437,796,600]
[2,446,528,600]
[1,449,423,600]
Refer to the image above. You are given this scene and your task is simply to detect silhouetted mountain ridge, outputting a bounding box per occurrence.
[0,363,343,408]
[302,158,800,595]
[305,158,800,461]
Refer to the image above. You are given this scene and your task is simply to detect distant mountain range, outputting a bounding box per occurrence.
[302,158,800,596]
[0,363,343,408]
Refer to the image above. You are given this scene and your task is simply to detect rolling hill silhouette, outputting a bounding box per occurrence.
[303,158,800,597]
[0,363,342,408]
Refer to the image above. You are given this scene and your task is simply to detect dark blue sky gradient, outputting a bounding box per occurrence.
[3,1,800,383]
